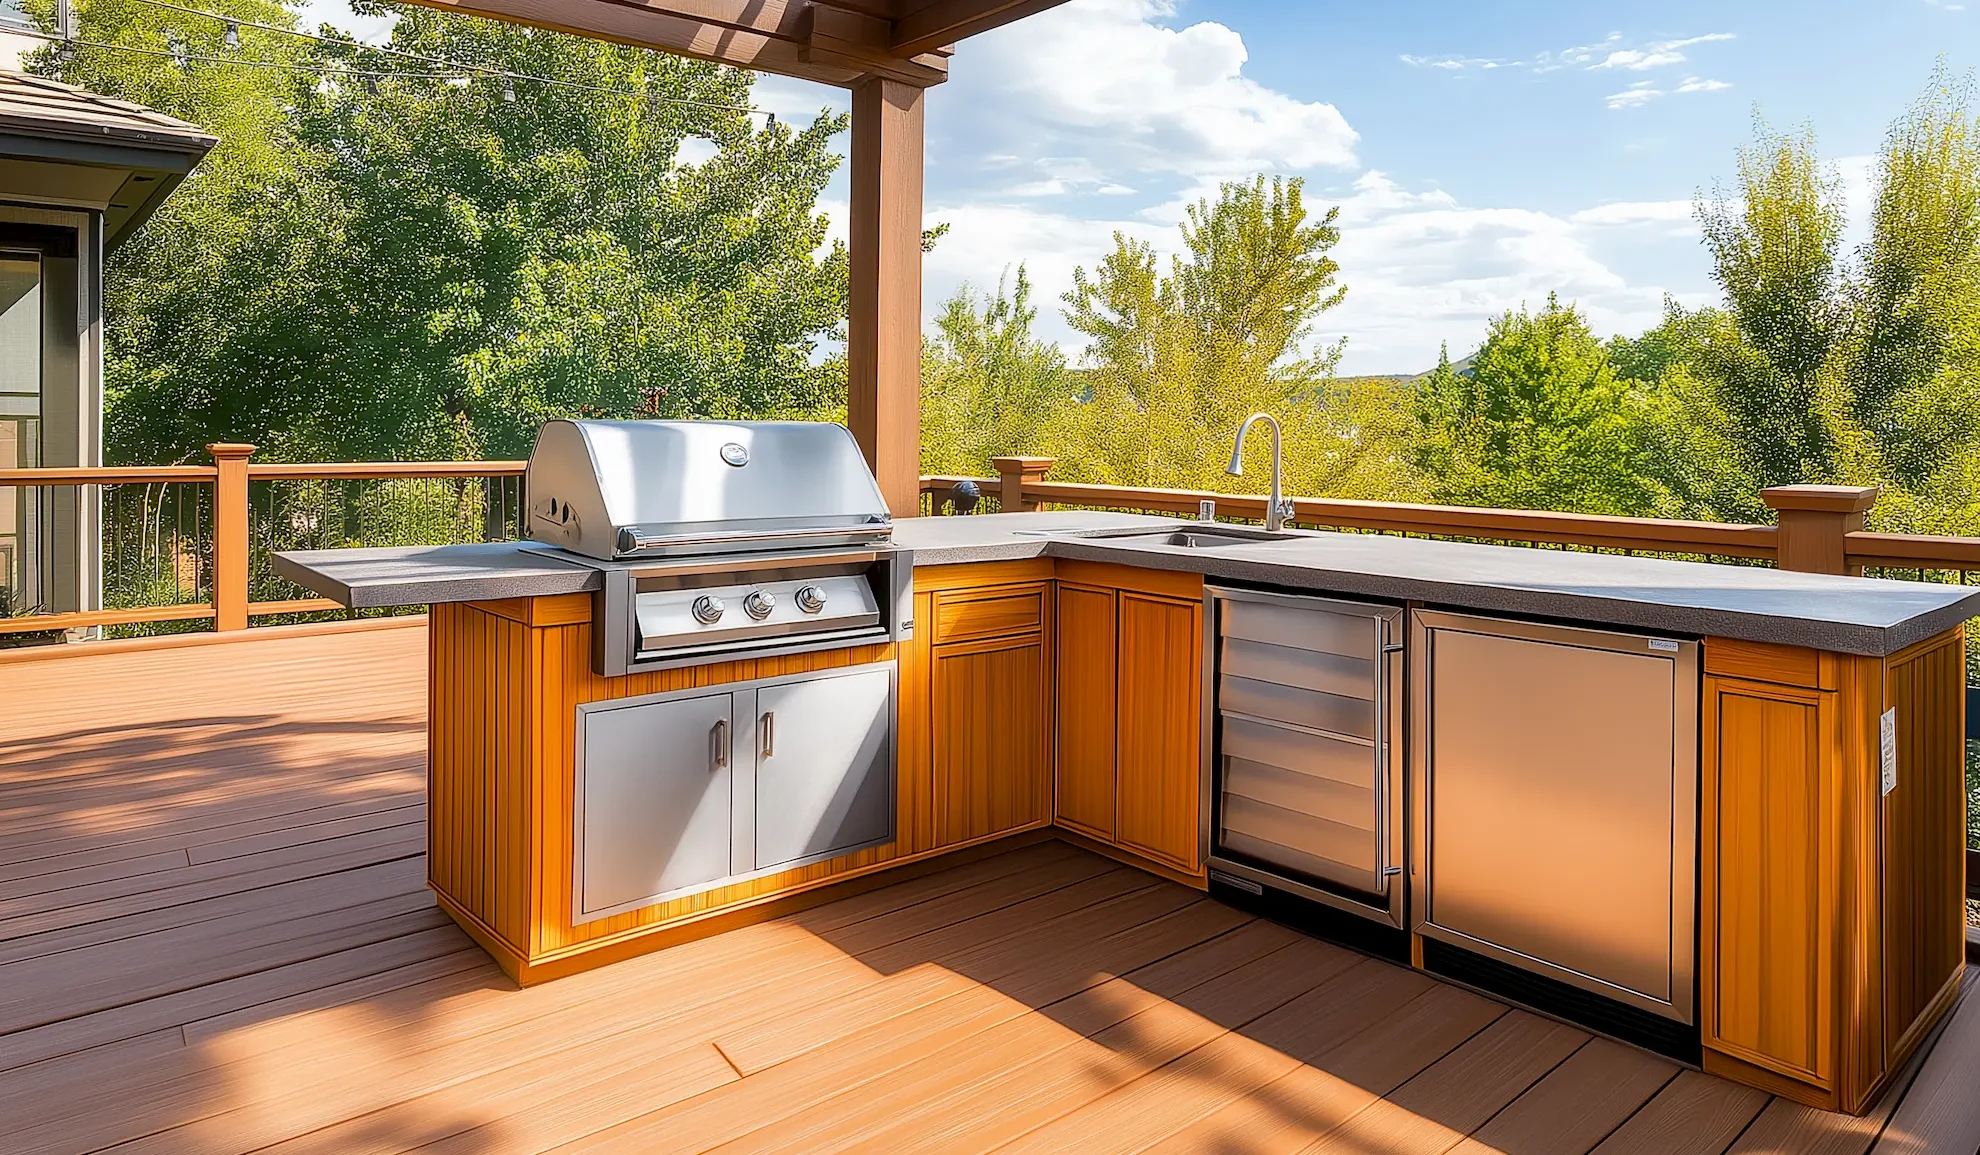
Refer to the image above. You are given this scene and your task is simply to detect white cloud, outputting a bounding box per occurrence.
[1399,54,1511,72]
[1570,200,1696,227]
[1676,76,1733,93]
[1409,28,1734,84]
[954,0,1358,182]
[1925,0,1965,10]
[674,137,719,167]
[1591,32,1735,71]
[1319,172,1677,370]
[1606,81,1664,110]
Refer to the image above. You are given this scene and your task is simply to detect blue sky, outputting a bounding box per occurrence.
[758,0,1980,373]
[288,0,1979,374]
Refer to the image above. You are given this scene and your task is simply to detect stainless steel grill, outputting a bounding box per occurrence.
[523,419,912,676]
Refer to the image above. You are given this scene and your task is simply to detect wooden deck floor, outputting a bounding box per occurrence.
[2,621,1978,1155]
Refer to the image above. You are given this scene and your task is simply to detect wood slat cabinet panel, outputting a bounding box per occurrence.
[1699,627,1969,1114]
[1054,583,1118,841]
[1702,675,1836,1091]
[1115,592,1204,873]
[1880,630,1968,1066]
[929,631,1051,847]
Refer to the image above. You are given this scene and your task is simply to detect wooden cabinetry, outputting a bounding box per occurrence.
[1116,592,1203,869]
[1699,630,1968,1114]
[427,595,921,985]
[912,562,1055,855]
[1054,583,1118,840]
[1052,563,1205,881]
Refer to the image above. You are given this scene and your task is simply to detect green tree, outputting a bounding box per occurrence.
[31,0,849,464]
[1664,73,1980,529]
[919,266,1073,476]
[1039,175,1415,499]
[1413,296,1658,515]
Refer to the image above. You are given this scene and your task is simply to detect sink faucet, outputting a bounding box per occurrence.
[1227,412,1295,532]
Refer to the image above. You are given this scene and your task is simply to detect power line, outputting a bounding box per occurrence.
[119,0,771,117]
[10,25,465,78]
[16,1,779,120]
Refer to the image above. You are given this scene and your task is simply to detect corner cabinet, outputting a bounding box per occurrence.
[1700,631,1968,1114]
[1055,562,1206,881]
[902,563,1055,856]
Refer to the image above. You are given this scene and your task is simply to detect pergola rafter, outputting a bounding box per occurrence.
[402,0,1073,515]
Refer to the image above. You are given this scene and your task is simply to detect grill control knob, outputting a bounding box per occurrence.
[690,595,725,625]
[794,585,828,614]
[743,590,776,620]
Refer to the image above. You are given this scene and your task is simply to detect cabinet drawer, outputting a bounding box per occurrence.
[932,585,1045,644]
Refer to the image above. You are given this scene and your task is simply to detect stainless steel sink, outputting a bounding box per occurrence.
[1104,525,1299,548]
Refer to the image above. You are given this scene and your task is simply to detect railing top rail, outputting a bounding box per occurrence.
[245,461,529,480]
[1844,531,1980,572]
[1006,479,1781,558]
[0,465,218,484]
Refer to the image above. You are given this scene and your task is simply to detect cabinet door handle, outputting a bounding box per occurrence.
[760,711,775,758]
[712,719,729,770]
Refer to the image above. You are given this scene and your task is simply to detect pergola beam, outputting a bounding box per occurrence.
[891,0,1066,56]
[419,0,866,84]
[415,0,960,86]
[412,0,1066,86]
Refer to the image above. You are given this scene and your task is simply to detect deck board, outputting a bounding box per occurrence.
[0,622,1973,1154]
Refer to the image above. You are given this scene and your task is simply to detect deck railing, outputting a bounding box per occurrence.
[923,457,1980,582]
[0,443,524,640]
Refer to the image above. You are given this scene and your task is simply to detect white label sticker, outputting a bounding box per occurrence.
[1879,708,1898,796]
[1648,638,1680,653]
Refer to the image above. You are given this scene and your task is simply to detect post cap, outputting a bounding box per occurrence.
[989,456,1055,475]
[1759,484,1879,515]
[204,442,257,460]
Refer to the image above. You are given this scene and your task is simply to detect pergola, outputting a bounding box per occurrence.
[413,0,1075,515]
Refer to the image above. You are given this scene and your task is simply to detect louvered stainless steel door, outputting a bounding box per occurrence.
[1208,586,1405,927]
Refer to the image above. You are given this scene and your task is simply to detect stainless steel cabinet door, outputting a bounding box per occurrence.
[576,690,734,920]
[1412,611,1697,1023]
[752,667,894,871]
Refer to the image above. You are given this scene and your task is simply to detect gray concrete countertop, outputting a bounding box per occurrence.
[277,512,1980,656]
[897,512,1980,656]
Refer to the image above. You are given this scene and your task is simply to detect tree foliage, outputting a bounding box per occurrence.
[1669,70,1980,529]
[1413,296,1657,515]
[29,0,847,463]
[924,176,1419,502]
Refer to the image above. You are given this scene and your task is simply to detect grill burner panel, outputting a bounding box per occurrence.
[634,574,879,654]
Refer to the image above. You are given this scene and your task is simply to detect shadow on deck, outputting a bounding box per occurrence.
[0,621,1975,1154]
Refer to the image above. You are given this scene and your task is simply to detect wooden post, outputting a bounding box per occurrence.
[991,456,1054,512]
[1761,484,1879,575]
[847,76,925,519]
[208,442,254,630]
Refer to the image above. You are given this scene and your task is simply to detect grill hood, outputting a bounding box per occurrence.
[526,419,892,561]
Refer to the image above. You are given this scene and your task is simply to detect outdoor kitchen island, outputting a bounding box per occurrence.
[277,505,1979,1119]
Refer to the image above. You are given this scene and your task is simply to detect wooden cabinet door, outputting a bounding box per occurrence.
[1055,583,1118,840]
[1115,593,1203,870]
[1702,674,1836,1091]
[930,632,1050,847]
